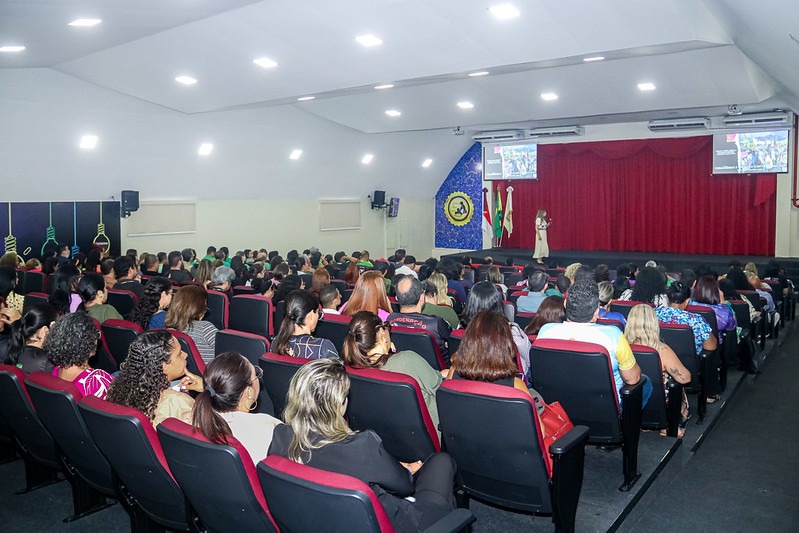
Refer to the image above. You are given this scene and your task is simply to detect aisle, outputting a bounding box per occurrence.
[619,321,799,532]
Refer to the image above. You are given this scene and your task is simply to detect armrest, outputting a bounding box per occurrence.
[549,425,589,532]
[665,378,683,438]
[550,425,590,456]
[619,378,643,491]
[423,508,476,533]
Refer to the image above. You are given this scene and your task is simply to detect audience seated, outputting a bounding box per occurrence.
[194,258,215,287]
[516,269,549,313]
[310,267,330,297]
[78,273,123,324]
[210,266,236,298]
[436,258,467,304]
[141,253,160,277]
[319,284,341,315]
[745,270,778,319]
[487,266,508,299]
[618,266,668,307]
[129,277,173,330]
[524,295,565,336]
[165,250,192,283]
[420,279,459,329]
[342,310,442,431]
[272,290,338,359]
[107,329,202,426]
[689,275,737,338]
[113,256,145,299]
[386,276,451,362]
[656,281,717,355]
[597,281,627,326]
[461,281,530,377]
[625,305,691,437]
[395,255,418,279]
[536,279,653,407]
[44,311,114,399]
[49,264,81,315]
[4,303,56,374]
[268,358,457,532]
[341,270,392,320]
[0,266,24,312]
[165,284,218,363]
[191,352,281,465]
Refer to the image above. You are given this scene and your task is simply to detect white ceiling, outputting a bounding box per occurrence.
[1,0,797,200]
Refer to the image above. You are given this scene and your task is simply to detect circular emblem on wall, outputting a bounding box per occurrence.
[444,191,475,227]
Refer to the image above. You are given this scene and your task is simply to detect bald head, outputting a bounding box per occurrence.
[396,275,424,311]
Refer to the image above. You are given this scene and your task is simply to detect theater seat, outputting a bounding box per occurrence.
[630,345,682,437]
[106,289,138,317]
[157,418,278,532]
[25,372,116,521]
[168,330,207,376]
[609,300,652,319]
[79,396,193,532]
[258,353,312,420]
[216,329,272,415]
[530,339,643,491]
[436,380,589,531]
[258,455,475,533]
[513,311,536,330]
[21,292,50,314]
[390,327,446,371]
[345,366,440,462]
[229,295,274,338]
[659,323,711,423]
[101,319,143,369]
[205,290,230,330]
[0,365,60,493]
[314,313,352,353]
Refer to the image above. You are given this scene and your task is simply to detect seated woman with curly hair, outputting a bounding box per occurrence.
[128,277,173,330]
[107,330,203,426]
[618,266,669,307]
[44,311,114,399]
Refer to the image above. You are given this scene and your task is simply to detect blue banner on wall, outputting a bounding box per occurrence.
[435,142,483,250]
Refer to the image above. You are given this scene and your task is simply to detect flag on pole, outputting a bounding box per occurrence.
[482,188,492,235]
[503,186,514,238]
[493,185,503,240]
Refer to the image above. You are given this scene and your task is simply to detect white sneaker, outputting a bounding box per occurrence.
[773,312,781,327]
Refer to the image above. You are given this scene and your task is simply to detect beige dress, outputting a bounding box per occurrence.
[153,388,195,427]
[533,217,549,259]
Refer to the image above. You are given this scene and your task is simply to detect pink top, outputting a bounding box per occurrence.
[69,293,82,313]
[52,366,114,400]
[337,301,390,321]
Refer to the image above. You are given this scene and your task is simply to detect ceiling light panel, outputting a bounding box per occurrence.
[253,57,278,68]
[374,84,394,90]
[198,143,214,155]
[175,75,197,85]
[68,19,102,27]
[422,158,433,168]
[79,135,98,149]
[540,92,558,101]
[297,96,315,101]
[355,34,383,47]
[583,56,605,62]
[637,82,656,91]
[0,45,25,52]
[361,154,374,164]
[289,149,303,160]
[489,4,520,20]
[468,71,489,77]
[385,109,401,117]
[457,101,474,109]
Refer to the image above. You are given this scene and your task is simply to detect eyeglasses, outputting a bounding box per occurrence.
[316,309,325,320]
[377,321,392,333]
[253,365,263,380]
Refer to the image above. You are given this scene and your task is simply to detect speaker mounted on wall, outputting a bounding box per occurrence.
[121,190,139,218]
[370,190,386,210]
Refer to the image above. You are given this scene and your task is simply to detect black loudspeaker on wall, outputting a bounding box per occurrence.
[371,190,386,209]
[121,190,139,216]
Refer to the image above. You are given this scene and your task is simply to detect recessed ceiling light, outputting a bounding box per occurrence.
[489,4,520,20]
[0,45,25,53]
[374,84,394,90]
[583,56,605,62]
[297,96,315,101]
[79,135,98,150]
[422,158,433,168]
[175,75,197,86]
[540,92,558,101]
[198,143,214,156]
[253,57,278,68]
[457,101,474,109]
[289,149,303,160]
[637,82,656,91]
[355,34,383,47]
[385,109,401,117]
[361,154,374,165]
[68,18,102,27]
[468,71,490,77]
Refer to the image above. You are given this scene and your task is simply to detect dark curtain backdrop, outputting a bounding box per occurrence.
[499,136,776,256]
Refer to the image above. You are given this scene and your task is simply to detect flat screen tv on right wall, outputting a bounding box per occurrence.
[712,129,790,174]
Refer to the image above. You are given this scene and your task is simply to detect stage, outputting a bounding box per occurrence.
[442,248,799,278]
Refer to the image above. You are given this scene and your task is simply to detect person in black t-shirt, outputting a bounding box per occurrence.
[386,276,451,363]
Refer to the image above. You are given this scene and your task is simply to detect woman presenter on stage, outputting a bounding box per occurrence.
[533,208,551,264]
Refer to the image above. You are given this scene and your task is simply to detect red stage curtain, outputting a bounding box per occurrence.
[500,136,776,256]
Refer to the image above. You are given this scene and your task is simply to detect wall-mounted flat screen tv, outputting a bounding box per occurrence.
[712,129,789,174]
[482,141,538,180]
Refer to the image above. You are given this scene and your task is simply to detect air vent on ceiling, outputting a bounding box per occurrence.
[526,125,585,138]
[648,117,710,131]
[722,112,790,127]
[472,130,524,141]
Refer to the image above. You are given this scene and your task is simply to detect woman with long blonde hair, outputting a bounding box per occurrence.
[268,358,457,532]
[340,270,392,320]
[624,304,692,437]
[427,273,453,307]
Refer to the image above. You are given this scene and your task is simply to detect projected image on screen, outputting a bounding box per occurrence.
[712,129,789,174]
[482,142,538,180]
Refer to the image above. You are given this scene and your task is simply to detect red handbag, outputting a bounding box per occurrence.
[538,400,574,477]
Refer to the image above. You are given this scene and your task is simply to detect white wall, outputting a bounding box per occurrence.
[121,197,434,260]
